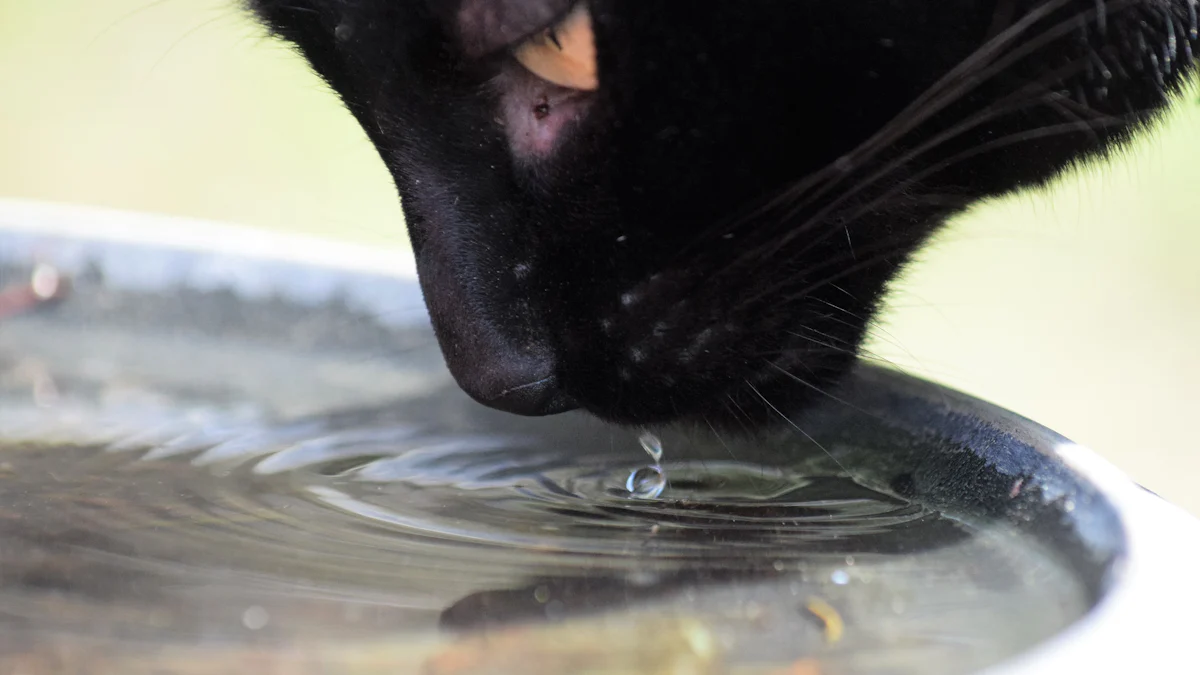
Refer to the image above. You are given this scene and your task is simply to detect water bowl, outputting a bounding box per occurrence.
[0,197,1196,675]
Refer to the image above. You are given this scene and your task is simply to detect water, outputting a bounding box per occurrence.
[0,308,1094,674]
[639,431,664,463]
[625,464,666,498]
[0,405,1088,674]
[626,431,666,499]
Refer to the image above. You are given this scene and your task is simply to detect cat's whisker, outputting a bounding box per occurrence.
[768,339,913,380]
[724,94,1133,287]
[766,90,1093,243]
[763,361,889,423]
[800,297,925,362]
[704,0,1173,268]
[736,236,911,306]
[784,326,886,360]
[147,13,239,77]
[736,0,1085,219]
[709,103,1013,284]
[702,417,741,461]
[743,380,851,475]
[84,0,186,54]
[723,393,755,433]
[755,345,918,379]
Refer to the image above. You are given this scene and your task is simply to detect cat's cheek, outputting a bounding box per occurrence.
[498,87,593,160]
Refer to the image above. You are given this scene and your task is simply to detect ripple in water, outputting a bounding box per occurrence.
[0,396,1091,675]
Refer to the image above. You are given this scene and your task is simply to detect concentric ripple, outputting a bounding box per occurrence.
[0,392,1088,673]
[0,234,1103,673]
[0,400,942,565]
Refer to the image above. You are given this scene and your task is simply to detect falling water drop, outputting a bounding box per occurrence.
[626,465,666,499]
[627,431,666,499]
[638,431,663,463]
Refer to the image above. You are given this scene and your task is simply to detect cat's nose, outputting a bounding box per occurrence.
[431,313,577,416]
[412,223,579,417]
[445,335,579,414]
[420,279,578,417]
[471,367,578,417]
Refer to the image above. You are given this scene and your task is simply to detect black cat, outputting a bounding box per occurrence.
[247,0,1198,429]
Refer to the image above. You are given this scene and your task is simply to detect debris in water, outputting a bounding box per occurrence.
[804,597,844,644]
[767,658,824,675]
[0,264,70,321]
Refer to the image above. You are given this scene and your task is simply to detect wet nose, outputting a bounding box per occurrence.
[419,274,578,417]
[432,318,578,416]
[413,223,579,417]
[420,286,578,415]
[469,363,578,416]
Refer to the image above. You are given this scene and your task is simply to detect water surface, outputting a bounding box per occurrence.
[0,293,1092,674]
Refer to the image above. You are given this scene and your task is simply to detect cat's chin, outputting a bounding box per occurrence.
[573,383,829,435]
[553,356,853,433]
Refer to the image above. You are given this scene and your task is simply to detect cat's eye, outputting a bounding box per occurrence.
[512,3,598,91]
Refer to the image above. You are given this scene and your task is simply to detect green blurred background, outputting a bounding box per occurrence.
[3,0,1198,514]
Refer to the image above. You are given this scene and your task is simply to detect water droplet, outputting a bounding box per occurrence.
[626,465,666,499]
[743,601,764,621]
[30,264,61,299]
[831,569,850,585]
[242,606,269,630]
[638,432,663,463]
[626,432,666,498]
[533,585,550,603]
[628,570,660,586]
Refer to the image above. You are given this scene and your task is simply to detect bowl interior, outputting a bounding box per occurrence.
[0,203,1124,675]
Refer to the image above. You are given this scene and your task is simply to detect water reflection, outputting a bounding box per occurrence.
[0,294,1093,674]
[0,393,1084,674]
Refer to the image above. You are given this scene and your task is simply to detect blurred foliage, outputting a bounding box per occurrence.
[1,0,1199,513]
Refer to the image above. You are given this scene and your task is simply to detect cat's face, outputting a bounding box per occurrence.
[249,0,1192,427]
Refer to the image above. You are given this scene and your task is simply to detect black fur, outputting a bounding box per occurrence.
[247,0,1198,428]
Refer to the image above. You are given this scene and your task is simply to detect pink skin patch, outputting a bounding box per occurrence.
[492,64,595,161]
